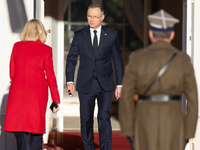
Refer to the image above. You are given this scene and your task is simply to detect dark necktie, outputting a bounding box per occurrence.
[93,30,98,57]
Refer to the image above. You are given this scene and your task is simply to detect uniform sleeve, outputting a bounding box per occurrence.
[44,49,60,104]
[119,52,136,136]
[184,57,198,138]
[9,45,16,83]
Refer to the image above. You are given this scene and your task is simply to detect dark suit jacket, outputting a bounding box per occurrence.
[66,26,124,93]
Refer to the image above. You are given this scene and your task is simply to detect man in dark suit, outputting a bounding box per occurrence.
[65,3,124,150]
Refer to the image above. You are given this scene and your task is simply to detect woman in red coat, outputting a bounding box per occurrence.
[4,19,60,150]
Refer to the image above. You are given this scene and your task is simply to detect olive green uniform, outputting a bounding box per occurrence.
[119,41,198,150]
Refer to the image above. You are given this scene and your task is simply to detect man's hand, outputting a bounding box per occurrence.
[115,87,122,100]
[67,83,75,96]
[53,106,60,113]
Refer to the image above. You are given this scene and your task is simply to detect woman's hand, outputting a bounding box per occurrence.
[53,106,60,113]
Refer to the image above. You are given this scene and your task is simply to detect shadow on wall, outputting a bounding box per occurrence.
[7,0,27,33]
[0,86,17,150]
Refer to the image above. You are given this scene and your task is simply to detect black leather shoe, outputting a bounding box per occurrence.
[127,136,134,150]
[184,139,189,149]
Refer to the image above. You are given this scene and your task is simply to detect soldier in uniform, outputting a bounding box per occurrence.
[119,9,198,150]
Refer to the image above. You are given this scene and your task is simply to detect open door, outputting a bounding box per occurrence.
[35,0,64,143]
[185,0,200,149]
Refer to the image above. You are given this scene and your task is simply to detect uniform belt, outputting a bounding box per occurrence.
[139,95,181,101]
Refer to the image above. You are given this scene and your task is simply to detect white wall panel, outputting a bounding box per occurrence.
[0,0,34,149]
[187,0,200,149]
[44,16,64,132]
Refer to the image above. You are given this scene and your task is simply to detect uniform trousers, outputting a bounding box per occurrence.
[78,78,113,150]
[15,132,43,150]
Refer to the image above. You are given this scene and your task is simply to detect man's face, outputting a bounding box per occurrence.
[87,8,104,30]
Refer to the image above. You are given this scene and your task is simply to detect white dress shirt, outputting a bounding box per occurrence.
[90,26,101,46]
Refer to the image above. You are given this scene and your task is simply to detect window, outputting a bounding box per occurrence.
[64,0,143,52]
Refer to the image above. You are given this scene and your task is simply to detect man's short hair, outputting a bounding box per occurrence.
[152,30,172,39]
[88,4,104,14]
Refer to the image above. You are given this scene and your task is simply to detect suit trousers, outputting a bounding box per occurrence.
[78,78,113,150]
[15,132,43,150]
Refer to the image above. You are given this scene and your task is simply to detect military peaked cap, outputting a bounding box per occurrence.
[148,9,179,32]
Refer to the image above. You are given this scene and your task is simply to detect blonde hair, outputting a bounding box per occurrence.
[20,19,47,43]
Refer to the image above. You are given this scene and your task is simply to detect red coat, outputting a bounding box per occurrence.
[4,41,60,134]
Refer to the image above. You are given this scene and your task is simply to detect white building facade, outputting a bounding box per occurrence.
[0,0,64,149]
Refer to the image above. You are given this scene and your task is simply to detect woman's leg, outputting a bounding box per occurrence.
[30,133,43,150]
[15,132,30,150]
